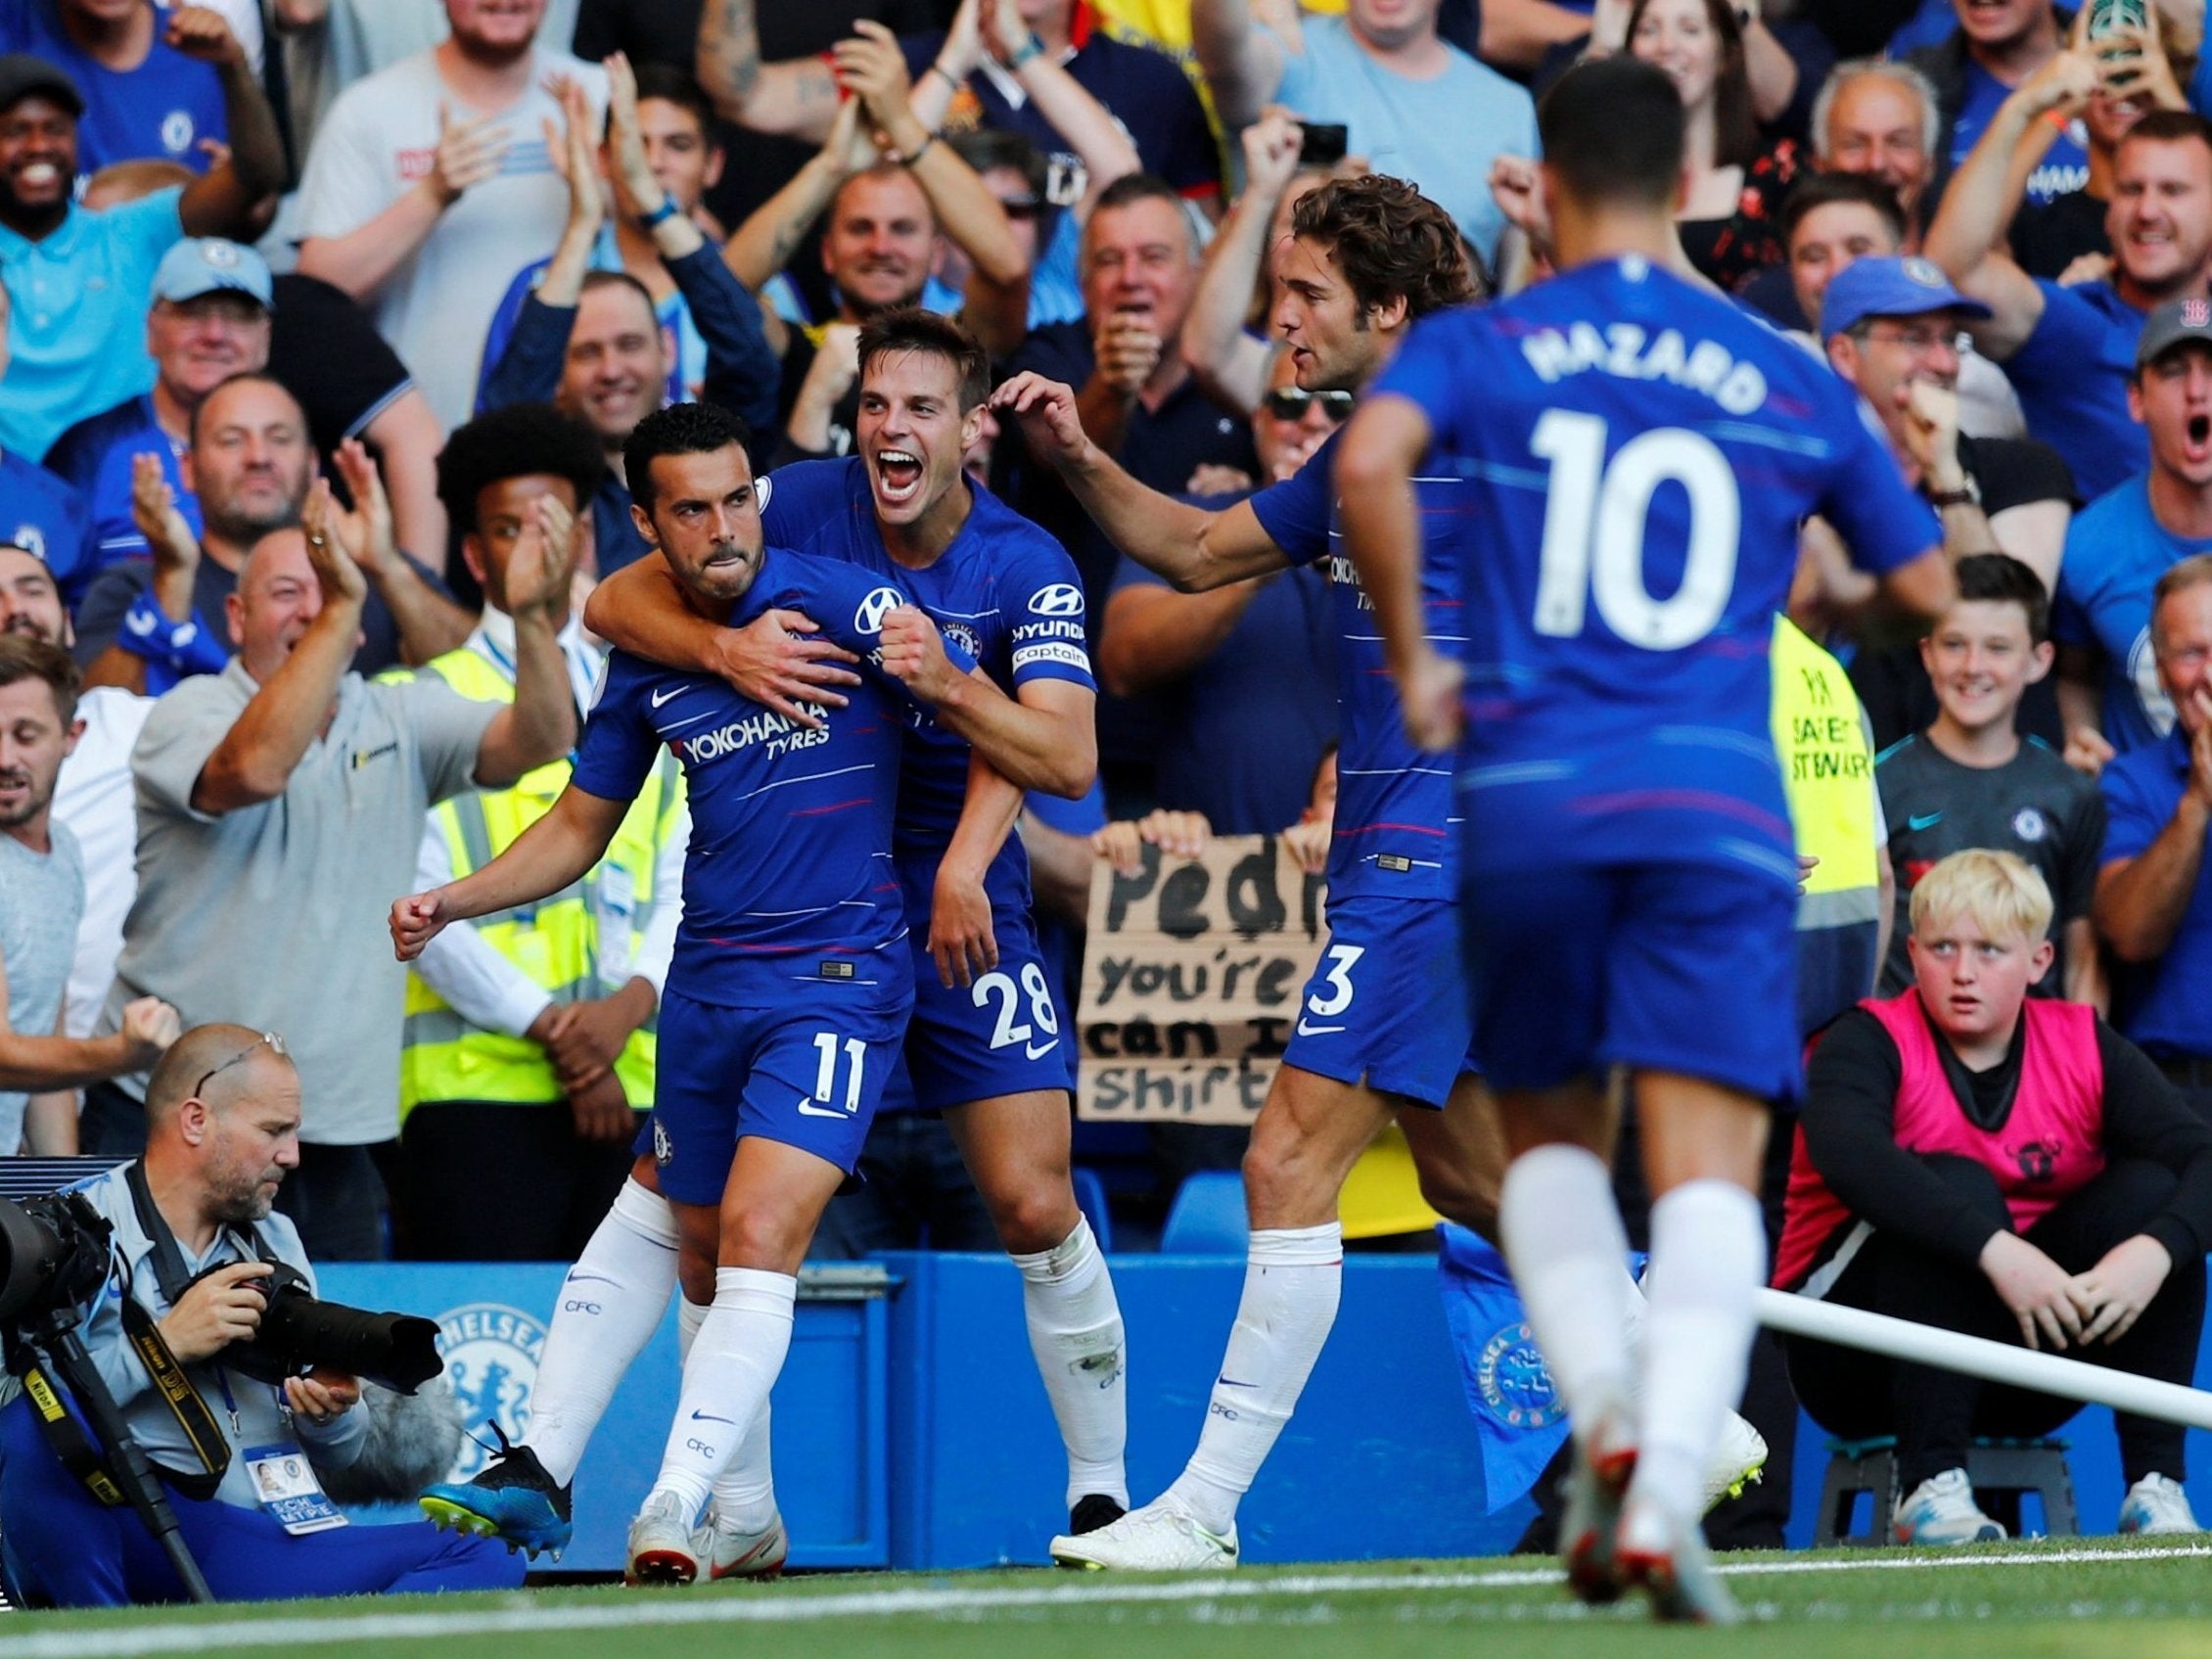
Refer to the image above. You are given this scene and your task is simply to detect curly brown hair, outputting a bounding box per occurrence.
[1288,174,1477,324]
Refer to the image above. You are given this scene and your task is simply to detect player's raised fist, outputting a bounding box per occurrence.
[879,605,964,703]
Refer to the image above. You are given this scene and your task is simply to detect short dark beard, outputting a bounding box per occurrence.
[202,497,303,552]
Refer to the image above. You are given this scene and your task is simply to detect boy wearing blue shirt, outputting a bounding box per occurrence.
[1338,60,1954,1621]
[395,400,1004,1584]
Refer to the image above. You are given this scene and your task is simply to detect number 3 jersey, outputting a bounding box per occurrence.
[571,544,971,1009]
[1370,255,1938,883]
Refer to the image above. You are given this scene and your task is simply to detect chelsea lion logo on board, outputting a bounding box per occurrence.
[1476,1319,1563,1430]
[435,1303,545,1481]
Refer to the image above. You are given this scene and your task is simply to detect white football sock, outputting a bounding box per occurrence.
[647,1267,795,1525]
[1631,1180,1765,1526]
[1011,1217,1129,1508]
[1498,1145,1634,1455]
[1166,1222,1342,1535]
[526,1178,678,1486]
[683,1297,779,1532]
[709,1401,779,1535]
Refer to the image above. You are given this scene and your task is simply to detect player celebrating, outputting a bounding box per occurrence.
[392,401,1000,1584]
[1335,61,1955,1622]
[992,174,1513,1572]
[580,311,1124,1541]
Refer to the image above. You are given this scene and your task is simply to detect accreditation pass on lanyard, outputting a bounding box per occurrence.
[243,1443,348,1535]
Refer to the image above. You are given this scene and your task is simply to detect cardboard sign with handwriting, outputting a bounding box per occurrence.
[1076,836,1326,1125]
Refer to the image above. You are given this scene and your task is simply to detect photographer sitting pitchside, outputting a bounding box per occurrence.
[0,1024,520,1607]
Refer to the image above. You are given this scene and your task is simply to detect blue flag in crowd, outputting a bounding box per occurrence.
[1436,1223,1645,1513]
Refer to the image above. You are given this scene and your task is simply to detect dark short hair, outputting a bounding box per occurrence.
[1092,170,1185,219]
[2122,108,2212,160]
[437,403,606,534]
[0,632,78,725]
[856,305,990,412]
[1288,173,1475,322]
[1780,170,1908,250]
[189,369,298,445]
[947,127,1047,204]
[578,266,661,323]
[1952,552,2051,645]
[623,400,754,514]
[622,63,714,140]
[1539,59,1685,211]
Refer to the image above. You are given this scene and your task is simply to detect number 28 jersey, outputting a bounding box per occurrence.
[1371,256,1938,883]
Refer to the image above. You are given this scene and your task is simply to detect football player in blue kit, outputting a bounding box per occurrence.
[393,400,1009,1584]
[1335,59,1958,1622]
[580,311,1130,1544]
[994,174,1522,1572]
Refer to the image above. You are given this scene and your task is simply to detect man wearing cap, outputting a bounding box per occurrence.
[2055,300,2212,774]
[42,237,270,591]
[1822,254,2076,586]
[0,47,282,459]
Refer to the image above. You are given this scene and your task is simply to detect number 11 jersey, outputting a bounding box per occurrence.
[1371,255,1938,885]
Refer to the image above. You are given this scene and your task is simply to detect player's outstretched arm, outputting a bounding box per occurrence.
[584,552,863,728]
[1334,392,1463,753]
[392,786,630,962]
[991,373,1290,591]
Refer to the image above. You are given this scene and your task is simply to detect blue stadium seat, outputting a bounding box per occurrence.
[1159,1172,1249,1253]
[1072,1166,1113,1253]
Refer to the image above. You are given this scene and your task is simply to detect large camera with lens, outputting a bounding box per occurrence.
[0,1190,113,1328]
[180,1257,442,1395]
[0,1192,441,1395]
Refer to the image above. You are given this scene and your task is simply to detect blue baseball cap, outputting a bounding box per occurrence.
[1820,255,1990,341]
[152,238,273,309]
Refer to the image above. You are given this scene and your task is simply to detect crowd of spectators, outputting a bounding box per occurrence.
[4,0,2212,1544]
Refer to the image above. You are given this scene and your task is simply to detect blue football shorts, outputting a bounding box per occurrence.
[642,984,911,1204]
[1457,858,1800,1104]
[899,859,1073,1110]
[1280,893,1481,1109]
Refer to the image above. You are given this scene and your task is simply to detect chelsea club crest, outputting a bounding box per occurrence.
[435,1303,546,1480]
[1476,1319,1564,1430]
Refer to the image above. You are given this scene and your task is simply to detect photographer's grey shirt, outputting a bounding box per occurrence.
[62,1162,364,1508]
[0,820,82,1152]
[102,659,495,1144]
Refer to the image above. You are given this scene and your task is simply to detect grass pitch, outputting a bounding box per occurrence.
[7,1540,2212,1658]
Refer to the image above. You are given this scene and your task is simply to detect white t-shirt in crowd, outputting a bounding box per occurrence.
[52,685,153,1040]
[295,45,607,430]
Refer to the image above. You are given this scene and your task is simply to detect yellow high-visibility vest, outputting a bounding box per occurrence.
[396,644,683,1115]
[1771,615,1880,932]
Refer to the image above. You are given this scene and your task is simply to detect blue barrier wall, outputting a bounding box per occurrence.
[322,1253,1525,1573]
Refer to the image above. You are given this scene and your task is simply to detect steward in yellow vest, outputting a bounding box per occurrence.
[1771,615,1889,1039]
[389,403,685,1260]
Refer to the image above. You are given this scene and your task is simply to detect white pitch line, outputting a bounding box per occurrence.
[8,1544,2212,1657]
